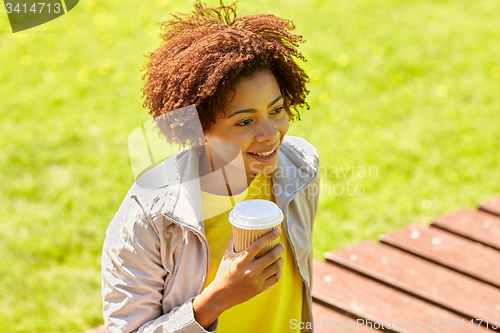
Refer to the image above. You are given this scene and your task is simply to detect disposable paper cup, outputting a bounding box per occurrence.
[229,199,284,259]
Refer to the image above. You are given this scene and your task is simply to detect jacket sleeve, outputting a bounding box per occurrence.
[102,193,218,333]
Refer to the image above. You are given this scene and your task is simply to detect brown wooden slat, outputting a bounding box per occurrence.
[431,209,500,250]
[313,260,490,332]
[324,241,500,325]
[479,196,500,217]
[379,224,500,288]
[312,302,377,332]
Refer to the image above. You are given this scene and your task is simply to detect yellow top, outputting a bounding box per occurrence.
[201,173,303,332]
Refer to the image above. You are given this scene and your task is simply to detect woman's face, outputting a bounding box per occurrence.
[204,70,290,183]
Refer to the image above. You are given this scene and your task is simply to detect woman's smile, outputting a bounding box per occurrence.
[248,145,279,161]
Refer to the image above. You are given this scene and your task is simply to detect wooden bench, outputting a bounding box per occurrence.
[85,196,500,332]
[314,196,500,332]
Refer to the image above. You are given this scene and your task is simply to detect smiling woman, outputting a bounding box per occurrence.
[101,1,320,333]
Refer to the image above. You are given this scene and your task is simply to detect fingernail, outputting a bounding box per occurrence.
[274,229,281,236]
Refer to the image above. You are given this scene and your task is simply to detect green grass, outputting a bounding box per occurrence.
[1,0,500,331]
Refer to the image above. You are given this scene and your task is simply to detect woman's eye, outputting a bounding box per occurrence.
[272,106,284,114]
[236,118,252,126]
[236,107,283,126]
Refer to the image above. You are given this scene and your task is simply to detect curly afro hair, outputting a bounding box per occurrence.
[141,0,310,147]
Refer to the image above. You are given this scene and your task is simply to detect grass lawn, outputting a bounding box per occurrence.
[1,0,499,331]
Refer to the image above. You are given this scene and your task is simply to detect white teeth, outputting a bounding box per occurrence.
[253,148,275,157]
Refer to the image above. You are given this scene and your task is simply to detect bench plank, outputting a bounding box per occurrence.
[379,224,500,288]
[479,197,500,217]
[312,302,377,332]
[325,241,500,323]
[431,209,500,250]
[313,260,490,332]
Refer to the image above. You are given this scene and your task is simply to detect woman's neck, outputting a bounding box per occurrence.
[198,146,254,196]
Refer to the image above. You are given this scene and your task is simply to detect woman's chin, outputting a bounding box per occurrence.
[246,164,278,177]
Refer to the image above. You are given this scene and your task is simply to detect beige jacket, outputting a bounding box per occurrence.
[102,135,320,333]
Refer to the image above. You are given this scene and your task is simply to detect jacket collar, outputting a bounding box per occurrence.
[272,140,316,210]
[161,147,205,233]
[161,138,317,233]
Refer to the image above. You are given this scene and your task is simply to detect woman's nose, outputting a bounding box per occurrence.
[255,120,279,142]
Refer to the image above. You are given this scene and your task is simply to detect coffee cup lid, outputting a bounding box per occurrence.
[229,199,284,230]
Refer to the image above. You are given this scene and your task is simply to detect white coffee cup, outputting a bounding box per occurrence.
[229,199,284,259]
